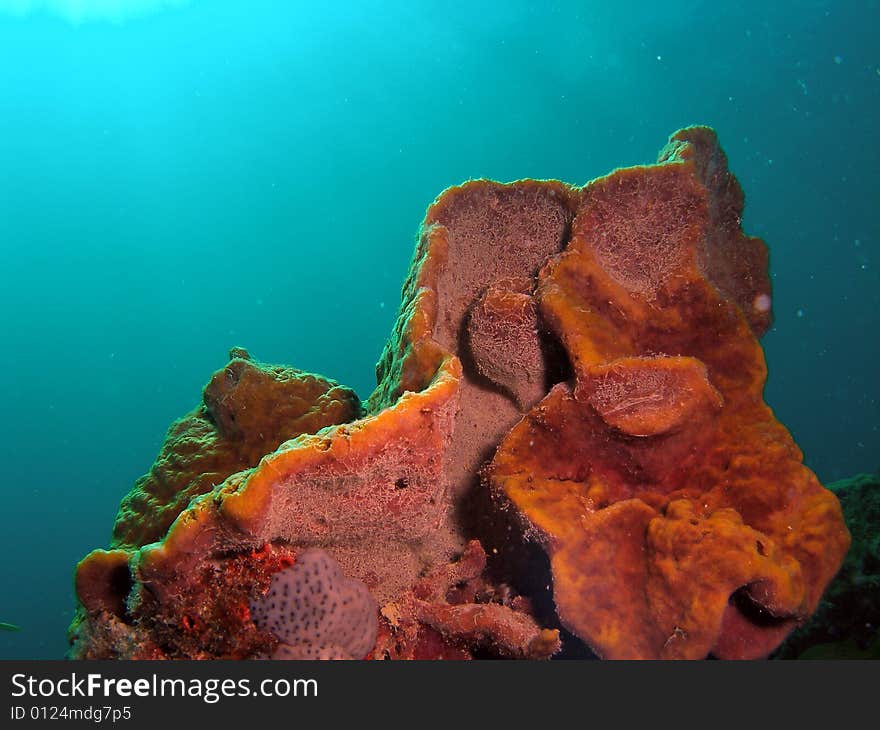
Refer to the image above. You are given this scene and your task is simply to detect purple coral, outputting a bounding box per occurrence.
[249,548,378,660]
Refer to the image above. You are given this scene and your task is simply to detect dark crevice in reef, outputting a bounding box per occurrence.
[538,318,573,393]
[729,585,794,628]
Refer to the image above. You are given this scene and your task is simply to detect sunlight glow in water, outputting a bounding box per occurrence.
[0,0,188,24]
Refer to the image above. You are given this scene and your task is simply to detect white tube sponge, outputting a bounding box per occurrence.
[249,548,378,660]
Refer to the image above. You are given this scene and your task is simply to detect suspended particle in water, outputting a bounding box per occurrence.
[752,293,772,314]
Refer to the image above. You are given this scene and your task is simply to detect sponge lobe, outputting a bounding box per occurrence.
[249,548,378,660]
[575,164,707,298]
[467,278,547,410]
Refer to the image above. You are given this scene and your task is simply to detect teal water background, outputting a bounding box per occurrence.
[1,0,877,659]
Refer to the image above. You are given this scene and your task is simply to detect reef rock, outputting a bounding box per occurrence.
[69,126,848,661]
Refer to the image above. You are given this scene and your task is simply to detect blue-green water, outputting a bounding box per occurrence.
[0,0,877,659]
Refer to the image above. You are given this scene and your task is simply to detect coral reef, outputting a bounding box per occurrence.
[69,126,849,661]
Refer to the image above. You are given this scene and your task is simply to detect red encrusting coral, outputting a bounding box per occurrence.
[70,542,298,660]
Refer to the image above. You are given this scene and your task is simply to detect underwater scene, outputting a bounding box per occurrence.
[0,0,877,661]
